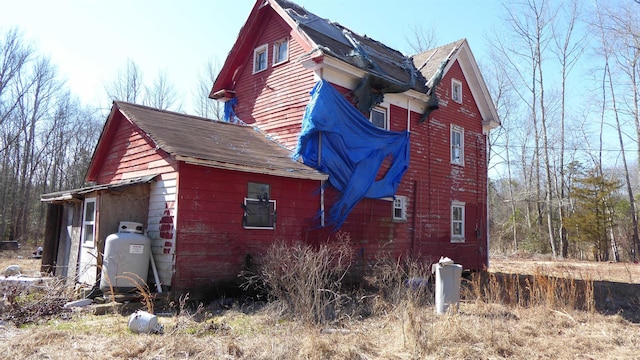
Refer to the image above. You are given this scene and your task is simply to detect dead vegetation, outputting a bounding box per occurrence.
[2,247,640,359]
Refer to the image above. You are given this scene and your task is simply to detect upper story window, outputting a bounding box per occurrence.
[81,197,96,247]
[273,38,289,65]
[393,195,407,222]
[451,201,465,242]
[243,182,276,229]
[451,125,464,166]
[452,79,462,103]
[370,106,388,130]
[253,44,268,74]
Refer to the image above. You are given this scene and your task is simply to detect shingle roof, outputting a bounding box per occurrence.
[115,102,328,181]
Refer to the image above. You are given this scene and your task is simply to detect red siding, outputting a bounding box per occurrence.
[232,9,316,150]
[94,115,177,184]
[173,163,322,291]
[224,7,489,271]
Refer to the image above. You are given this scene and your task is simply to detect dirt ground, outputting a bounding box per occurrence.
[489,256,640,284]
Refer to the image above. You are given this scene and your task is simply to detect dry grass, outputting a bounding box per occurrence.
[2,250,640,359]
[1,302,639,359]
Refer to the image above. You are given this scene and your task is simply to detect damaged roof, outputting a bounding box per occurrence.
[114,102,328,181]
[275,0,429,92]
[41,175,158,202]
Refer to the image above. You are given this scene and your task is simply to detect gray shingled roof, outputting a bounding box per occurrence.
[276,0,463,94]
[115,102,328,181]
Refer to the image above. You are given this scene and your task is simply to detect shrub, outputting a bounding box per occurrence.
[242,237,352,325]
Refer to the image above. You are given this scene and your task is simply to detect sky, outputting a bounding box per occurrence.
[1,0,502,114]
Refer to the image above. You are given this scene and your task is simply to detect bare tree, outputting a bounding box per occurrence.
[105,58,143,103]
[551,0,585,258]
[193,59,223,120]
[405,23,440,54]
[145,69,180,111]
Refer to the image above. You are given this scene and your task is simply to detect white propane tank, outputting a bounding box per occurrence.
[100,221,151,293]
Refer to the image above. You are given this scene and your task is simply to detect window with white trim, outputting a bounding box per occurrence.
[81,197,96,247]
[370,106,388,130]
[452,79,462,103]
[243,182,276,229]
[451,125,464,165]
[451,201,465,242]
[273,38,289,65]
[253,44,268,73]
[393,195,407,222]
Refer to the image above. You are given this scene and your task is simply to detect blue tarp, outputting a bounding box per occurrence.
[294,80,410,229]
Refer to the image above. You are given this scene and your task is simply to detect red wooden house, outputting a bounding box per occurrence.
[41,0,498,297]
[41,102,327,296]
[211,0,499,269]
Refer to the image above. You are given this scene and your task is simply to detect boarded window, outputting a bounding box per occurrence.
[244,182,276,229]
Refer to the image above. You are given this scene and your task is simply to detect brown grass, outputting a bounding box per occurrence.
[2,250,640,359]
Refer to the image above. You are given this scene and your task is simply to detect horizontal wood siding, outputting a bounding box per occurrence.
[229,11,489,272]
[317,60,488,270]
[173,163,322,292]
[95,115,177,184]
[146,173,178,287]
[233,10,316,150]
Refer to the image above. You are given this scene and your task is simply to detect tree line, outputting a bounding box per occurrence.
[2,1,640,265]
[487,0,640,262]
[0,28,222,246]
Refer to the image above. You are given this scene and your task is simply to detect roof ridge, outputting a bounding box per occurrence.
[114,100,252,128]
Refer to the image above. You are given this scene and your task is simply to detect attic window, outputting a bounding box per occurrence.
[370,106,388,130]
[452,79,462,103]
[253,44,268,74]
[273,38,289,65]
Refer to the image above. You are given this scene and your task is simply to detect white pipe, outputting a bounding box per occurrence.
[149,251,162,293]
[406,98,411,132]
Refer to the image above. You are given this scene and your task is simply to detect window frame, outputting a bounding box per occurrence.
[272,38,289,66]
[81,197,97,248]
[452,78,463,103]
[253,44,268,74]
[243,182,276,229]
[392,195,408,222]
[451,125,464,166]
[451,201,465,243]
[370,106,388,130]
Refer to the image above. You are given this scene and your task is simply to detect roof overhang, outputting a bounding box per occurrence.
[41,175,158,203]
[452,41,501,132]
[175,155,328,181]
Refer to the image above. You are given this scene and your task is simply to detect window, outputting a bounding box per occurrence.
[451,125,464,165]
[393,196,407,222]
[243,182,276,229]
[451,201,465,242]
[81,197,96,247]
[370,106,388,130]
[253,44,268,73]
[452,79,462,103]
[273,38,289,65]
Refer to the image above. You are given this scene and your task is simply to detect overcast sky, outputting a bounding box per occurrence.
[2,0,501,113]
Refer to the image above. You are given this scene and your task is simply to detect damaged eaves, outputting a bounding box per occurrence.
[275,0,460,119]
